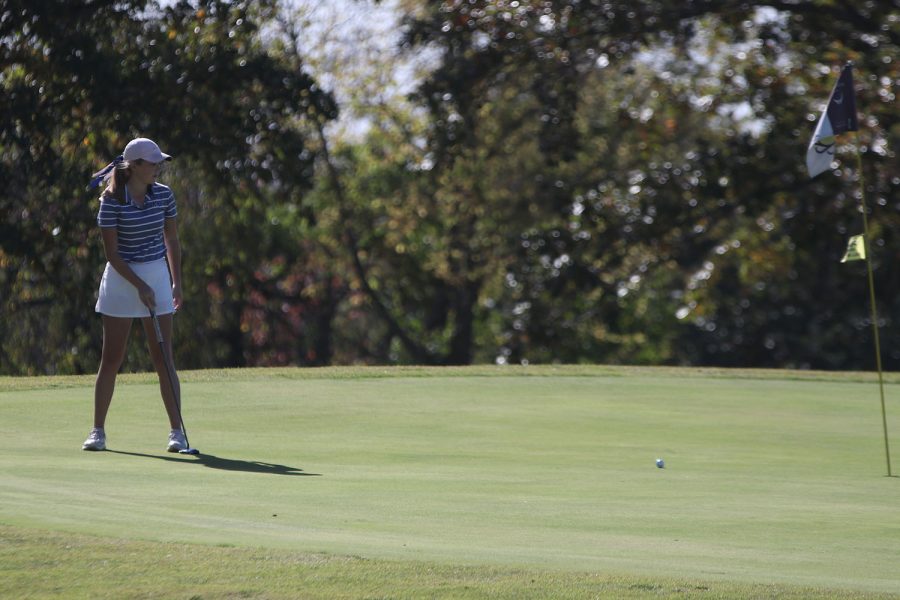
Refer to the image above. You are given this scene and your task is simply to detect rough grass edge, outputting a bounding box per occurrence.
[0,524,893,600]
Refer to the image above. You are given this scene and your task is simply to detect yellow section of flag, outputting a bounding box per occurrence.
[840,234,866,263]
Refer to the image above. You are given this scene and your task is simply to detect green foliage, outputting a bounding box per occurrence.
[3,0,900,372]
[0,0,335,373]
[393,0,900,368]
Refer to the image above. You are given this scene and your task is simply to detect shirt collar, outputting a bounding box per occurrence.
[125,186,148,208]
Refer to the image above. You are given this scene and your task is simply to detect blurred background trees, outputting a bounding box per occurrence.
[2,0,899,374]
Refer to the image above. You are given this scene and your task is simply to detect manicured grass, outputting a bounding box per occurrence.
[1,366,898,598]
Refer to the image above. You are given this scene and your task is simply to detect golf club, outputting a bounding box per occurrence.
[149,308,199,455]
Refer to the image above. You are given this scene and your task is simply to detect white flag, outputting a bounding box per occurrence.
[806,64,858,179]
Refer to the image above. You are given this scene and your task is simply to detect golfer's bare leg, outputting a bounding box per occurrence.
[141,314,181,430]
[94,316,132,428]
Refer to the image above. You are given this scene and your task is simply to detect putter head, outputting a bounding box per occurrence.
[179,448,200,455]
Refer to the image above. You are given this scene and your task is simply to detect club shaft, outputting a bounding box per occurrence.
[150,310,191,449]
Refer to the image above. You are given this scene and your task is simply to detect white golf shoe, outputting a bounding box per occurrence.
[167,429,187,452]
[82,427,106,451]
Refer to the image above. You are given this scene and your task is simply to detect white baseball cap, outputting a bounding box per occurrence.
[123,138,172,163]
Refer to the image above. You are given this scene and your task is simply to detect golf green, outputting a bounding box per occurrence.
[1,367,898,594]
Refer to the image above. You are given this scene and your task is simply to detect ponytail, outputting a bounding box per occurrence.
[104,164,132,205]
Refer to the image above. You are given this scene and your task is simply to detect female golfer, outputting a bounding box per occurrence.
[82,137,186,452]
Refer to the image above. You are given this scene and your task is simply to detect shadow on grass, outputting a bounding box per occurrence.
[106,450,320,476]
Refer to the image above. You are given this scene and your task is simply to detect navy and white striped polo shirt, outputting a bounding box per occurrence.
[97,183,177,263]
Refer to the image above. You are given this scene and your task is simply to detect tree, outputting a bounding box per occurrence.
[0,0,335,374]
[4,0,899,374]
[391,0,900,368]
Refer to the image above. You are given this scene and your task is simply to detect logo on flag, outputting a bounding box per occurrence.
[806,63,858,179]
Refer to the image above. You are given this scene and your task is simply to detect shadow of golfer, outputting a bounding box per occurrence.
[106,449,320,477]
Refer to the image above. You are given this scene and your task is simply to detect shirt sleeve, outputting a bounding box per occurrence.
[97,197,119,228]
[164,189,177,219]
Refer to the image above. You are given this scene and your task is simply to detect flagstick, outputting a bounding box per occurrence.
[853,133,892,477]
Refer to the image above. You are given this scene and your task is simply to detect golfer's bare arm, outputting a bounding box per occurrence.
[163,217,182,307]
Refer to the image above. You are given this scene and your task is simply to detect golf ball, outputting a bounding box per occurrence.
[656,458,665,468]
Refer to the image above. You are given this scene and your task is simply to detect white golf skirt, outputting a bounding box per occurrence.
[95,258,175,318]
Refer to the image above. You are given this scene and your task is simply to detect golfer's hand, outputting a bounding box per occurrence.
[172,284,183,311]
[138,283,156,309]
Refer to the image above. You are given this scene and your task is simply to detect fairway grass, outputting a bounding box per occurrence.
[1,365,898,598]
